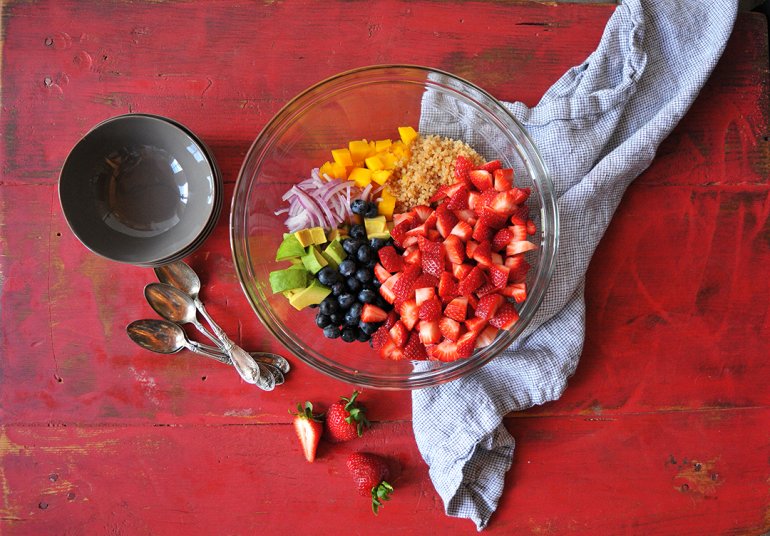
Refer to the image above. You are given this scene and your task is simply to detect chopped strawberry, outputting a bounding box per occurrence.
[444,296,469,322]
[511,187,531,204]
[418,236,444,278]
[478,206,508,229]
[374,263,391,283]
[438,316,462,341]
[468,169,493,191]
[389,320,409,347]
[413,273,439,289]
[472,221,494,243]
[426,229,441,241]
[488,264,510,288]
[479,160,502,173]
[418,320,441,345]
[361,304,388,323]
[379,339,405,361]
[444,234,465,264]
[378,246,404,273]
[490,190,518,216]
[445,184,470,210]
[464,316,488,333]
[436,207,459,238]
[428,339,460,362]
[424,210,438,230]
[418,297,442,321]
[510,224,528,241]
[428,184,451,203]
[379,273,400,304]
[491,252,503,265]
[453,209,477,225]
[398,299,419,331]
[291,401,324,463]
[438,272,458,300]
[467,293,479,310]
[526,219,537,235]
[506,241,538,256]
[384,310,399,329]
[475,325,499,348]
[509,205,530,225]
[468,191,480,210]
[457,266,484,295]
[390,221,411,247]
[476,189,500,211]
[452,262,474,281]
[493,168,513,191]
[455,331,477,358]
[370,325,391,350]
[403,246,421,265]
[403,331,428,360]
[492,228,514,251]
[393,212,417,227]
[413,205,433,222]
[465,240,478,259]
[475,294,505,320]
[471,241,493,267]
[454,155,473,182]
[450,221,473,242]
[414,286,436,306]
[500,283,528,303]
[489,302,520,329]
[475,282,498,297]
[405,223,428,237]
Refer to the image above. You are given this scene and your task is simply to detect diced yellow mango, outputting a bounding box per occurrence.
[348,167,373,188]
[319,161,335,179]
[365,155,385,171]
[367,140,377,156]
[348,140,370,161]
[331,161,347,179]
[375,139,392,152]
[371,169,392,185]
[398,126,419,146]
[378,188,397,219]
[331,148,353,167]
[380,152,399,169]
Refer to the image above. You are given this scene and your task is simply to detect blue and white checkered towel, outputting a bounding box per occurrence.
[412,1,738,529]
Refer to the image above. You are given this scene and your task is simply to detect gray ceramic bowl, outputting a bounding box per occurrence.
[59,114,222,266]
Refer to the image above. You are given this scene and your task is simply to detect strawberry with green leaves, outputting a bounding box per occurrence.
[325,390,371,442]
[346,453,394,514]
[290,401,323,462]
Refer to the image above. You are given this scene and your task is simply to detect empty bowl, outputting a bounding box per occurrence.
[59,113,223,266]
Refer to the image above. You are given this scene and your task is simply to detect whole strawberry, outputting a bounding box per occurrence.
[346,453,394,514]
[290,401,323,463]
[325,390,370,442]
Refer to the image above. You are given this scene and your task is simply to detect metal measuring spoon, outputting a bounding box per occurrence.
[126,319,285,386]
[154,261,291,373]
[143,283,272,389]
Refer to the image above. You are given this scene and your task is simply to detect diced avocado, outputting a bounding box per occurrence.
[269,266,308,293]
[289,278,332,310]
[294,229,314,248]
[301,245,328,274]
[282,288,298,299]
[368,229,391,240]
[364,216,387,237]
[275,233,305,261]
[322,238,346,269]
[309,227,326,245]
[289,257,304,266]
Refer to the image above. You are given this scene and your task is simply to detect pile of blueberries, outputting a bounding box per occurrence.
[314,200,393,343]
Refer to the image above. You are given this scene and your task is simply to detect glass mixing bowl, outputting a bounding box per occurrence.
[231,65,558,389]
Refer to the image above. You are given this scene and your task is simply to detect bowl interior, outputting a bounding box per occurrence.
[60,114,219,265]
[232,66,557,389]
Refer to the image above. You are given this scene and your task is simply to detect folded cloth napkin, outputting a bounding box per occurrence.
[412,0,738,529]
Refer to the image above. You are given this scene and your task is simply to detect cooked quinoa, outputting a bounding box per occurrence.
[389,134,483,212]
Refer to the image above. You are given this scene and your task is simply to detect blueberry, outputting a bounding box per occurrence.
[323,325,340,339]
[338,293,355,309]
[350,224,367,240]
[374,295,389,309]
[346,277,362,293]
[319,298,338,316]
[341,327,358,343]
[317,266,339,286]
[331,281,346,296]
[315,313,331,328]
[366,258,378,269]
[371,278,382,289]
[356,245,373,264]
[357,329,371,342]
[355,268,373,283]
[339,259,357,277]
[351,199,367,215]
[364,203,379,218]
[370,237,388,251]
[342,238,357,255]
[348,302,363,321]
[358,288,376,304]
[359,321,379,335]
[329,312,343,326]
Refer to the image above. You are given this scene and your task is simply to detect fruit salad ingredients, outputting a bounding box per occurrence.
[290,401,324,463]
[325,390,370,442]
[346,453,394,514]
[388,134,483,213]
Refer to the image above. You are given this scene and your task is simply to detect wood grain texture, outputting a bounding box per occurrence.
[1,1,769,534]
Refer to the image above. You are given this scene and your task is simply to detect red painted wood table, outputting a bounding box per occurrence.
[2,2,769,534]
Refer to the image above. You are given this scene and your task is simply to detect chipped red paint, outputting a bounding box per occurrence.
[1,1,769,534]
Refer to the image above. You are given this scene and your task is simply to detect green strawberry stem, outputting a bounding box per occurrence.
[342,391,371,436]
[371,481,394,515]
[289,401,323,422]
